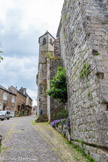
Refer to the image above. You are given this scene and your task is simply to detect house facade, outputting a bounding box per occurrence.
[19,87,33,115]
[9,86,32,116]
[0,85,16,111]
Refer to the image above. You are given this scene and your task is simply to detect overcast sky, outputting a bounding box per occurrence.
[0,0,64,105]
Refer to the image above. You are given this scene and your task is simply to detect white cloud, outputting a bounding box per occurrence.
[0,56,37,102]
[0,0,64,105]
[33,100,37,106]
[0,0,64,34]
[27,88,37,100]
[0,56,37,87]
[27,88,37,106]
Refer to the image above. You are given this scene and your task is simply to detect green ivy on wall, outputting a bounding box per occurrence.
[79,62,90,80]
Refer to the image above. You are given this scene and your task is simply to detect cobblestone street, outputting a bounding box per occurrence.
[0,116,62,162]
[0,116,88,162]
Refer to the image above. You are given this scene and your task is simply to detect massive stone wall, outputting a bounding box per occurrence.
[57,0,108,161]
[37,1,108,158]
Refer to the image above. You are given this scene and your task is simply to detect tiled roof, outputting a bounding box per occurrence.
[38,31,55,43]
[0,85,16,96]
[19,87,33,101]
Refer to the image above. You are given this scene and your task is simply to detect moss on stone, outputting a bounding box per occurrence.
[89,104,92,108]
[88,91,91,97]
[62,13,66,22]
[46,52,52,58]
[79,62,90,80]
[50,57,61,60]
[0,144,2,153]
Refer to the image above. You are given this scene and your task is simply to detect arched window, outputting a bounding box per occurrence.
[50,38,53,45]
[43,38,46,45]
[3,93,7,100]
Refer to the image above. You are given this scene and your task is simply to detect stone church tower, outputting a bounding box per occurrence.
[37,31,62,121]
[37,31,55,117]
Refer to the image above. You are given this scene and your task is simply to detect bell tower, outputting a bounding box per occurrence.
[39,31,55,52]
[37,31,55,117]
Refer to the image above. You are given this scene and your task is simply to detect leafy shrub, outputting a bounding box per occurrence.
[52,108,68,120]
[19,110,24,116]
[46,66,67,103]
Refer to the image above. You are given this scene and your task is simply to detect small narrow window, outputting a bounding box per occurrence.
[3,93,7,100]
[43,38,46,45]
[12,96,15,103]
[50,38,53,45]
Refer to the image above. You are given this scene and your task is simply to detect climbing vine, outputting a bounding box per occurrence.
[79,62,90,79]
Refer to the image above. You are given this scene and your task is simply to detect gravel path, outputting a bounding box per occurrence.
[0,116,62,162]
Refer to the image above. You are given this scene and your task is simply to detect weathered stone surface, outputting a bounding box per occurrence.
[37,0,108,161]
[55,0,108,161]
[37,32,62,119]
[0,86,16,111]
[0,116,62,162]
[47,58,63,121]
[57,0,108,147]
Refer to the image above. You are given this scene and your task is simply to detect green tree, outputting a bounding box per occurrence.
[0,50,3,62]
[46,66,67,103]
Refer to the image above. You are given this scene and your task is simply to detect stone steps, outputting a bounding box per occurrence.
[36,115,48,122]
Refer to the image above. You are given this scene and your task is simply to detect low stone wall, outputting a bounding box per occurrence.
[56,123,71,141]
[51,119,108,161]
[50,118,71,141]
[72,141,108,162]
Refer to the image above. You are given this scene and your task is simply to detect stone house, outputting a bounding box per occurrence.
[19,87,33,115]
[32,105,37,115]
[9,86,32,116]
[37,0,108,161]
[0,85,16,111]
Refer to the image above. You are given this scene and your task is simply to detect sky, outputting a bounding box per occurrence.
[0,0,64,105]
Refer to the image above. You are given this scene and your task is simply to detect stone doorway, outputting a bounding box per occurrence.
[3,104,6,110]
